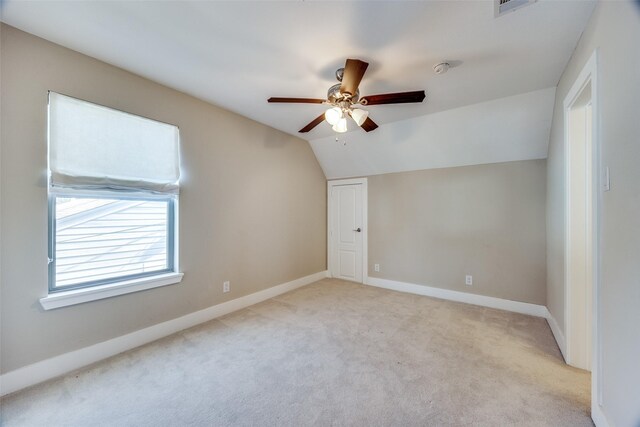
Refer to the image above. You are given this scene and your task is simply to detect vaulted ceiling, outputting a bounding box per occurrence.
[1,0,595,178]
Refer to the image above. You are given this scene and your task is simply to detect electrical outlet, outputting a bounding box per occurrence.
[374,264,380,272]
[223,281,230,293]
[465,275,473,286]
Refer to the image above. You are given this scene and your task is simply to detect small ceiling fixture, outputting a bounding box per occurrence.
[268,59,426,134]
[433,62,450,75]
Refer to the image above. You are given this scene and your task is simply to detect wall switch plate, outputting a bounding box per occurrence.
[465,275,473,286]
[374,264,380,272]
[223,281,230,293]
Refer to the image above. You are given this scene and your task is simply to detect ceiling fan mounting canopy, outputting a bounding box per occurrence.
[267,58,426,134]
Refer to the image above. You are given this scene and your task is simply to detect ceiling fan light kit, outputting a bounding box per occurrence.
[268,58,426,134]
[332,117,348,133]
[350,108,369,127]
[325,107,343,126]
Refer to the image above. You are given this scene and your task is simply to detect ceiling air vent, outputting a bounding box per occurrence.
[494,0,536,17]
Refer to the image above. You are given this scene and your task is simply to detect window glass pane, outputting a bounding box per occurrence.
[54,197,170,289]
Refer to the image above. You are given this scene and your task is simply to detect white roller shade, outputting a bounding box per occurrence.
[49,92,180,194]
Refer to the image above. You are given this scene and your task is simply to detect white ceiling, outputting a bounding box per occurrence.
[311,87,555,179]
[1,0,595,142]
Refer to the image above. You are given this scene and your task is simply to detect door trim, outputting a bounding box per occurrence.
[327,178,368,284]
[563,49,602,411]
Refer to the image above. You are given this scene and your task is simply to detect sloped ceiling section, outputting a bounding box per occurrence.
[0,1,591,179]
[0,1,594,139]
[310,87,556,180]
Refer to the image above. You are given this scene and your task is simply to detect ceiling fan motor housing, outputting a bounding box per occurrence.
[327,83,359,104]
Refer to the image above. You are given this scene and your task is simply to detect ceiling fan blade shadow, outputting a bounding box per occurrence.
[360,91,425,105]
[340,59,369,97]
[299,113,326,133]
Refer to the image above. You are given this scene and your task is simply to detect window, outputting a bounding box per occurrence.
[44,92,182,307]
[50,196,174,291]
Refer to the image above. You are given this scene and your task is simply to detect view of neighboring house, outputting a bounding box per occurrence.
[55,198,169,288]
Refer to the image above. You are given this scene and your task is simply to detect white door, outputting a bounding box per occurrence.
[330,184,364,282]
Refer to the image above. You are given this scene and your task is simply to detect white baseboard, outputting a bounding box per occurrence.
[544,308,567,361]
[365,277,548,318]
[591,403,611,427]
[0,270,329,397]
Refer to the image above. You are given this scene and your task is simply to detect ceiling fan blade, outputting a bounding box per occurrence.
[340,59,369,97]
[360,90,426,106]
[299,113,326,133]
[268,97,325,104]
[360,117,379,132]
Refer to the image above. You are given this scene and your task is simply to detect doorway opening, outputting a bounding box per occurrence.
[563,50,602,416]
[565,83,593,371]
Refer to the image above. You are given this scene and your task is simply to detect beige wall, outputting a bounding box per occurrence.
[369,159,546,305]
[546,1,640,425]
[0,25,327,373]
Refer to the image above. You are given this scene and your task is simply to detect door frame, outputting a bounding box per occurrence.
[563,50,602,411]
[327,178,368,284]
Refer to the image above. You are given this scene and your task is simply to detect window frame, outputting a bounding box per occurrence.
[42,93,182,310]
[47,188,179,294]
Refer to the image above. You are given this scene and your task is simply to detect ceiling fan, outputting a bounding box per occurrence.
[268,58,426,134]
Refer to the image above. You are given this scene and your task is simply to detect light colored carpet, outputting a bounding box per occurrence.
[1,278,591,426]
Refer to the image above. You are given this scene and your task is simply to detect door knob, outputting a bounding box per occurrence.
[353,228,361,232]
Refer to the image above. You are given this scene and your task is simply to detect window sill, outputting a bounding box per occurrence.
[39,272,184,310]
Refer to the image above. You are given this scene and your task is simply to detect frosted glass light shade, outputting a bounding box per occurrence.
[325,107,342,125]
[332,117,348,133]
[351,108,369,126]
